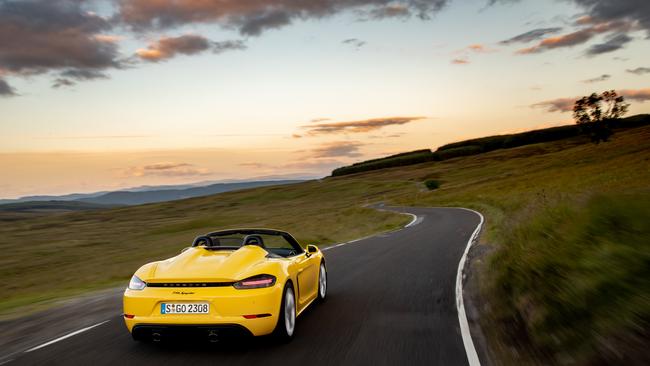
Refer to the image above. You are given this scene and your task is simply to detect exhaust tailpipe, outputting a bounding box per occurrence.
[207,330,219,343]
[151,332,162,342]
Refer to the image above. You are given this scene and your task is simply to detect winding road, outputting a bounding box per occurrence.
[2,207,483,366]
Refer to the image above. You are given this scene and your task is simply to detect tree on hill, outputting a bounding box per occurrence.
[573,90,629,143]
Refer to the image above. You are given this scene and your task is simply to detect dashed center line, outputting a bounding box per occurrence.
[24,320,111,353]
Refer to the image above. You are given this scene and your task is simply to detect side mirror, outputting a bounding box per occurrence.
[307,244,318,254]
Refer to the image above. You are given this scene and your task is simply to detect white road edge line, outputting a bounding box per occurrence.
[454,207,484,366]
[24,320,110,353]
[321,212,418,252]
[403,213,418,227]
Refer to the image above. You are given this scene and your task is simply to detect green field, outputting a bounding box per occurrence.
[1,124,649,364]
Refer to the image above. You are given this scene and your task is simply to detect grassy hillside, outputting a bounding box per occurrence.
[332,114,650,176]
[0,179,413,315]
[1,125,648,364]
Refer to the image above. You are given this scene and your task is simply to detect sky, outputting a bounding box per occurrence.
[1,0,649,198]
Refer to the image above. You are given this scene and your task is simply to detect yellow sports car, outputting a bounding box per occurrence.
[123,228,326,342]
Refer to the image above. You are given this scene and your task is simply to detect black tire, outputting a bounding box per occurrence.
[317,261,327,302]
[273,282,296,342]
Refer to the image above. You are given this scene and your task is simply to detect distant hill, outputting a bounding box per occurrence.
[0,200,117,213]
[77,180,303,206]
[0,180,306,207]
[0,191,110,204]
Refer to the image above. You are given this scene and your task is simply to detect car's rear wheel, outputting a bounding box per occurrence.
[317,262,327,302]
[273,282,296,341]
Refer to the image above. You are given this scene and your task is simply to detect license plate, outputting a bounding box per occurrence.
[161,302,210,314]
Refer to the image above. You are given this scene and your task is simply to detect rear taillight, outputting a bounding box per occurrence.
[128,275,146,290]
[233,274,276,289]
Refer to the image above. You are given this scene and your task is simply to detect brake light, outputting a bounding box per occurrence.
[124,314,135,319]
[233,274,276,289]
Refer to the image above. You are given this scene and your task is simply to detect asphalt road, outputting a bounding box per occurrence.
[6,207,482,366]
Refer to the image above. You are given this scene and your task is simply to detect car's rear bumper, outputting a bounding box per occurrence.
[123,285,282,337]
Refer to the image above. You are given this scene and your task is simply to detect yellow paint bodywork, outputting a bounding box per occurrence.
[123,245,324,336]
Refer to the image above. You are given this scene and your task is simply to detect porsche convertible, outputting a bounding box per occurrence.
[123,228,327,342]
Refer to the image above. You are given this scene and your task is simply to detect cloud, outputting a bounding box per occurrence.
[60,69,109,81]
[279,159,345,171]
[311,141,364,158]
[213,40,247,54]
[516,20,632,54]
[51,69,110,89]
[368,133,404,139]
[143,162,192,170]
[531,88,650,113]
[238,158,346,173]
[136,35,245,62]
[301,116,426,135]
[359,3,411,20]
[117,0,452,36]
[585,33,633,55]
[0,0,122,92]
[342,38,367,50]
[620,88,650,102]
[450,44,494,65]
[491,1,650,37]
[123,162,211,177]
[0,78,17,97]
[531,97,577,113]
[465,44,494,53]
[627,67,650,75]
[500,27,563,45]
[52,78,76,89]
[571,0,650,37]
[239,162,267,168]
[451,57,469,65]
[582,74,611,83]
[310,118,331,123]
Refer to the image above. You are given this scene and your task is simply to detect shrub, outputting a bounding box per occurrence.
[424,180,440,190]
[433,145,482,160]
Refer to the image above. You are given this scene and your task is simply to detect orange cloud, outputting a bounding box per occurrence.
[136,35,245,62]
[620,88,650,102]
[466,44,495,53]
[137,34,211,62]
[516,20,633,54]
[451,58,469,65]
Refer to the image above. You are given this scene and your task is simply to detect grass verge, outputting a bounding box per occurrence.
[489,194,650,364]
